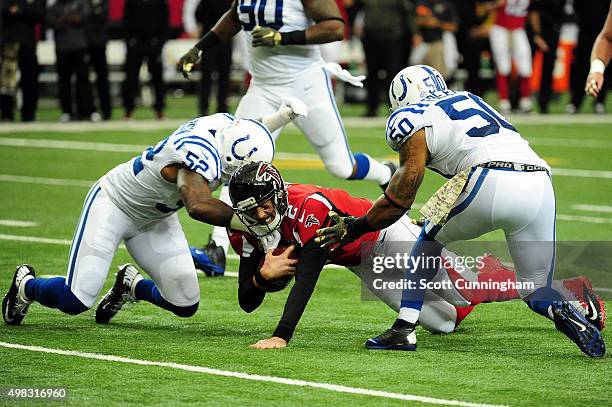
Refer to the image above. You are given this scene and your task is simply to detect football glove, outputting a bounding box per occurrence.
[315,211,357,249]
[252,26,282,47]
[280,97,308,120]
[178,47,201,79]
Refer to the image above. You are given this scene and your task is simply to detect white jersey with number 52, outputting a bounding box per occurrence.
[100,114,234,221]
[385,90,549,178]
[236,0,323,83]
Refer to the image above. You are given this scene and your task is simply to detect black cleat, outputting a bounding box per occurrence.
[190,236,226,276]
[380,161,398,191]
[95,264,141,324]
[3,264,35,325]
[365,321,417,351]
[552,300,605,358]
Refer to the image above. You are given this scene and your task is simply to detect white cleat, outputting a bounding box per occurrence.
[2,264,35,325]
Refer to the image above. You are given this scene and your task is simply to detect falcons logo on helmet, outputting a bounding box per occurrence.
[256,162,283,188]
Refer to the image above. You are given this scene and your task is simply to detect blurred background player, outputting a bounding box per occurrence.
[183,0,233,115]
[46,0,95,122]
[0,0,45,122]
[489,0,546,114]
[354,0,413,117]
[412,0,459,79]
[180,0,396,275]
[122,0,169,120]
[585,3,612,99]
[567,0,610,113]
[226,162,605,349]
[2,102,306,326]
[315,64,606,357]
[85,0,111,121]
[530,0,566,114]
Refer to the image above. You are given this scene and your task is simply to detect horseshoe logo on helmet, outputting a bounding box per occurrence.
[231,134,258,160]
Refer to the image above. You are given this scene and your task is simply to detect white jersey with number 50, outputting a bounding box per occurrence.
[385,90,549,178]
[100,114,234,221]
[237,0,323,83]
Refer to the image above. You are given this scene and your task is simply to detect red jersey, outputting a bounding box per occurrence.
[229,183,380,267]
[494,0,530,30]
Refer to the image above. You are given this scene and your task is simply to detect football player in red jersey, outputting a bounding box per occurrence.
[224,161,605,349]
[489,0,548,113]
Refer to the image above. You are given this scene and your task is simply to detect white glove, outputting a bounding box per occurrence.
[323,62,366,88]
[280,97,308,120]
[260,230,282,252]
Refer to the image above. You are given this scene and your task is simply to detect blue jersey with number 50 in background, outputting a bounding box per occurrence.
[385,90,549,178]
[100,114,234,221]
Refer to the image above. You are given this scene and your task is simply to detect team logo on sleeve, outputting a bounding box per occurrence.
[304,214,321,228]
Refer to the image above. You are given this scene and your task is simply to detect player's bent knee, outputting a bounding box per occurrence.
[324,161,353,180]
[58,290,89,315]
[170,302,199,318]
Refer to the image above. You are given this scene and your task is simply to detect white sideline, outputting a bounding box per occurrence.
[0,341,505,407]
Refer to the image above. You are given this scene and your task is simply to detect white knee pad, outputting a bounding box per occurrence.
[419,292,458,334]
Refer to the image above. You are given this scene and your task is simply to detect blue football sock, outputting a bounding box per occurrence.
[399,229,444,316]
[25,277,88,315]
[526,286,562,320]
[134,279,198,318]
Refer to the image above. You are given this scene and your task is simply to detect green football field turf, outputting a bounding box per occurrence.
[0,116,610,406]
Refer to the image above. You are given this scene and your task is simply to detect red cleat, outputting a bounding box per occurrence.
[563,276,606,331]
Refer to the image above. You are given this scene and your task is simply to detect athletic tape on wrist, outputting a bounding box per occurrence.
[590,59,606,74]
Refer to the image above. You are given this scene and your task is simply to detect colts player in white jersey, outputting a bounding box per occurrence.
[2,101,306,326]
[316,65,606,357]
[179,0,395,271]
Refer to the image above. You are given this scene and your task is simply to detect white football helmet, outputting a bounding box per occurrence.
[217,119,275,181]
[388,65,448,110]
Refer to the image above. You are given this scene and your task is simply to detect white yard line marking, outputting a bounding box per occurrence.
[553,168,612,179]
[0,220,37,227]
[0,114,611,133]
[571,204,612,213]
[0,174,92,187]
[0,342,505,407]
[556,214,612,224]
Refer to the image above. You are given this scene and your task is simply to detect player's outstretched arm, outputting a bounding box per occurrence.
[250,241,328,349]
[586,5,612,97]
[177,167,235,226]
[179,0,241,78]
[237,254,267,313]
[315,130,428,248]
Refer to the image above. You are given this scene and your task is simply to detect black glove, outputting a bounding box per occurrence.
[315,211,358,249]
[252,26,281,47]
[178,47,201,79]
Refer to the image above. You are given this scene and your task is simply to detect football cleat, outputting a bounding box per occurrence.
[365,321,417,351]
[562,276,606,331]
[380,161,398,192]
[190,237,225,276]
[552,300,605,358]
[95,264,141,324]
[2,264,35,325]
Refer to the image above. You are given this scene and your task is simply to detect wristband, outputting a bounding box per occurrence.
[590,59,606,74]
[346,215,377,239]
[195,31,221,51]
[254,270,271,289]
[280,30,307,45]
